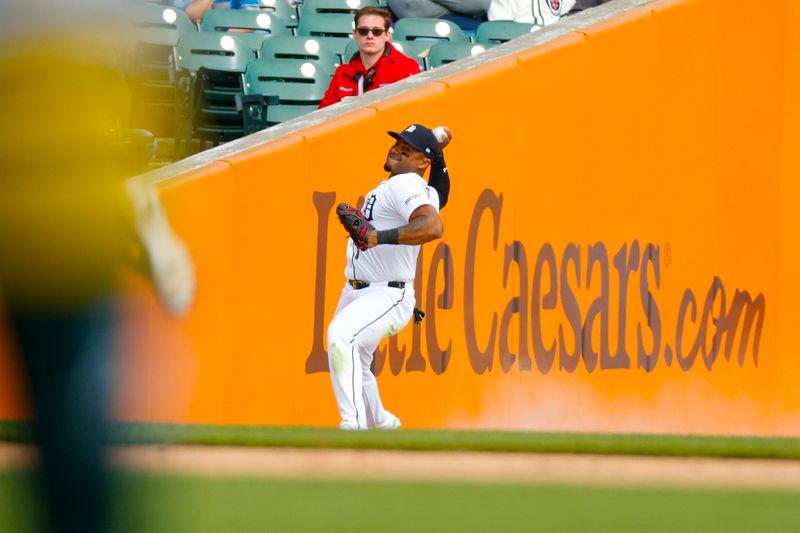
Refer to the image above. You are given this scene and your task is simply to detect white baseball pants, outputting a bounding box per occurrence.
[327,282,414,430]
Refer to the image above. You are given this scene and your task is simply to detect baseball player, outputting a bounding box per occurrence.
[329,123,452,430]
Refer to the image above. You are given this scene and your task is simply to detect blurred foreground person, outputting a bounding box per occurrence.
[0,2,194,532]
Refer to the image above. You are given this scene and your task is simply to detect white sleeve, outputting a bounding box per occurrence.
[488,0,534,22]
[390,174,437,222]
[533,0,574,25]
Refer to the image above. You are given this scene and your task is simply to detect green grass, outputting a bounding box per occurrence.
[2,470,800,533]
[3,421,800,459]
[107,424,800,459]
[4,421,800,532]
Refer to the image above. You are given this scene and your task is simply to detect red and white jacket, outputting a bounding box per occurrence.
[318,43,420,109]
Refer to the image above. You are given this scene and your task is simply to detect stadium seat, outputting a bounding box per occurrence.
[175,31,256,77]
[427,42,485,69]
[474,20,536,47]
[342,38,359,63]
[391,18,467,69]
[122,3,197,140]
[200,9,290,51]
[125,3,197,46]
[260,36,340,71]
[297,12,356,60]
[392,18,468,43]
[390,41,428,69]
[174,32,256,154]
[240,58,332,130]
[440,13,484,38]
[258,0,300,31]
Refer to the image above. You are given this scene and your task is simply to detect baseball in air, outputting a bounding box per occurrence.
[433,126,452,148]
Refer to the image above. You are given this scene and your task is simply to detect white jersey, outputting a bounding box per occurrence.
[488,0,578,30]
[343,172,440,283]
[488,0,535,23]
[531,0,577,26]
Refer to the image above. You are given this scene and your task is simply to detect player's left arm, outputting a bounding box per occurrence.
[366,204,442,248]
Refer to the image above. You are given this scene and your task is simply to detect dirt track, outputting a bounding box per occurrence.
[3,443,800,491]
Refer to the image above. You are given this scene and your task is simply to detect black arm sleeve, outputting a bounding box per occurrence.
[428,151,450,209]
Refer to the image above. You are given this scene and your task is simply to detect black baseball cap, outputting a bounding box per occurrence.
[387,124,439,159]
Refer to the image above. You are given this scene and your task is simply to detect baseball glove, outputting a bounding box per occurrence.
[336,203,375,251]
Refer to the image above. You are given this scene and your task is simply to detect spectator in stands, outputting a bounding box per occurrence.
[530,0,576,26]
[319,7,420,109]
[487,0,534,23]
[527,0,613,27]
[214,0,261,9]
[174,0,260,25]
[173,0,214,23]
[388,0,491,20]
[487,0,613,26]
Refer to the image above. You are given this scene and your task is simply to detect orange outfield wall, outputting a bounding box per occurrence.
[1,0,799,434]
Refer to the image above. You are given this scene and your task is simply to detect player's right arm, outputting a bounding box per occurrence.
[427,152,450,209]
[428,127,452,208]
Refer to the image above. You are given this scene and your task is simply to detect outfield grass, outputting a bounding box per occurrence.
[2,470,799,533]
[3,423,800,532]
[3,421,800,458]
[107,424,800,458]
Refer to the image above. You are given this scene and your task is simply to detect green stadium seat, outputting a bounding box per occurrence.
[427,42,486,69]
[174,32,257,155]
[200,9,290,51]
[297,12,356,60]
[125,3,197,47]
[240,58,331,130]
[122,3,197,140]
[392,18,468,44]
[343,38,359,63]
[391,18,467,69]
[300,0,387,18]
[260,36,340,72]
[176,31,256,72]
[474,20,537,47]
[258,0,300,31]
[389,41,428,69]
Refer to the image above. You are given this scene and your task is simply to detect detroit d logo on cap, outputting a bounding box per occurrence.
[405,125,417,133]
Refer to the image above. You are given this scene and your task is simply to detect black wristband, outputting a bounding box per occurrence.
[377,228,399,245]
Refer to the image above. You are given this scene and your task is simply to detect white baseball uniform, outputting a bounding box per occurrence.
[328,172,440,430]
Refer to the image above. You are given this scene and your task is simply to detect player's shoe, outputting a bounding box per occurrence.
[376,414,401,430]
[340,420,367,430]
